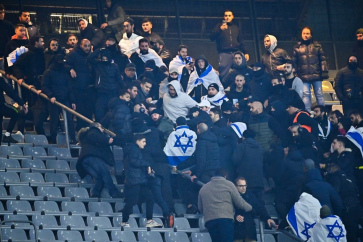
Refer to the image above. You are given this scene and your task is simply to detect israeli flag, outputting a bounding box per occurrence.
[308,215,347,242]
[287,193,321,240]
[163,125,197,166]
[346,126,363,158]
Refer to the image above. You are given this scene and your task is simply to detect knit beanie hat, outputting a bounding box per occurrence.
[176,117,187,126]
[230,122,247,138]
[320,205,332,218]
[208,83,219,92]
[356,28,363,35]
[150,109,163,116]
[144,59,156,70]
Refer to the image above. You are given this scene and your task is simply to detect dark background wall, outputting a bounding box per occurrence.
[2,0,362,69]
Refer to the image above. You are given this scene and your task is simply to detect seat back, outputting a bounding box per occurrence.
[46,159,70,170]
[1,228,28,240]
[174,217,191,229]
[25,134,49,145]
[61,201,87,213]
[0,158,20,168]
[0,146,23,156]
[32,215,58,227]
[20,172,45,182]
[37,186,62,198]
[23,146,47,156]
[60,215,86,227]
[7,200,32,212]
[30,229,56,240]
[111,230,137,242]
[191,233,212,242]
[84,230,110,241]
[48,147,72,159]
[45,173,69,183]
[138,231,163,242]
[87,216,112,228]
[0,172,20,182]
[88,202,113,214]
[21,159,46,169]
[65,187,89,198]
[34,201,60,213]
[57,230,83,241]
[10,185,35,196]
[4,214,30,227]
[165,232,189,242]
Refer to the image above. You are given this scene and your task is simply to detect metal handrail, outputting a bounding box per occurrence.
[0,220,38,242]
[0,70,116,138]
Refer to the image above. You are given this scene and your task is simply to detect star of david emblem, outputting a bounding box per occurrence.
[174,131,194,153]
[326,220,345,242]
[301,221,316,239]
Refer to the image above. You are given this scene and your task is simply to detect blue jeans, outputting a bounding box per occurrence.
[218,52,234,81]
[303,81,324,111]
[148,176,170,218]
[205,218,234,242]
[82,156,121,197]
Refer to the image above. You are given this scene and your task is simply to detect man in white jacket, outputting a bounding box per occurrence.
[118,18,143,57]
[163,80,197,123]
[169,45,194,91]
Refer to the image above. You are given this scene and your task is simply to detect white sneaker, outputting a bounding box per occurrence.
[15,131,24,139]
[121,222,130,227]
[146,220,163,228]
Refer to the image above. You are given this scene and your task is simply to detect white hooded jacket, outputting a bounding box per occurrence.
[136,48,166,67]
[118,33,143,56]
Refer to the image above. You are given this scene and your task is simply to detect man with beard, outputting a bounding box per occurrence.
[187,55,223,102]
[18,10,39,39]
[329,110,343,126]
[334,55,363,116]
[130,38,165,76]
[105,38,128,74]
[249,62,272,106]
[163,80,197,123]
[78,18,105,50]
[169,45,194,91]
[119,18,143,57]
[122,63,137,86]
[209,107,228,128]
[127,82,138,110]
[249,101,287,152]
[202,83,230,110]
[223,51,253,88]
[44,38,66,69]
[350,110,363,133]
[88,48,123,121]
[284,59,304,98]
[134,78,153,105]
[353,28,363,70]
[42,54,76,144]
[153,39,171,67]
[267,75,302,109]
[313,105,334,153]
[150,109,174,143]
[65,34,78,54]
[101,0,126,42]
[138,59,167,100]
[261,34,290,78]
[159,67,183,98]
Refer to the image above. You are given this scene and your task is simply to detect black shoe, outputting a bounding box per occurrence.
[2,135,18,144]
[166,213,174,228]
[90,193,100,198]
[111,192,124,198]
[186,204,198,214]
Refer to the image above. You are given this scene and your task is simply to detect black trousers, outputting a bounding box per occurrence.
[341,205,363,242]
[0,103,19,133]
[73,88,94,131]
[48,100,75,143]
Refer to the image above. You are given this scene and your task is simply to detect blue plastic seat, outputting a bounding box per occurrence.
[111,231,137,241]
[191,233,212,242]
[20,172,45,182]
[113,217,138,228]
[21,159,46,169]
[138,231,163,242]
[0,186,7,196]
[0,158,21,168]
[4,214,30,227]
[0,172,20,182]
[88,202,113,214]
[10,185,35,197]
[37,186,62,198]
[57,230,83,241]
[25,134,49,145]
[84,230,110,241]
[23,146,47,156]
[46,159,70,170]
[48,147,72,159]
[45,173,69,183]
[0,146,23,156]
[1,228,28,241]
[87,216,112,228]
[139,217,164,228]
[65,187,89,198]
[60,215,86,227]
[7,200,32,212]
[32,215,58,227]
[30,229,56,241]
[61,201,87,213]
[34,201,60,213]
[165,232,189,242]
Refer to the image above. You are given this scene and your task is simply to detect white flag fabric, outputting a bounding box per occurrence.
[346,126,363,158]
[136,48,166,67]
[163,125,197,166]
[186,64,223,95]
[287,193,321,240]
[308,215,347,242]
[7,46,28,67]
[169,55,192,75]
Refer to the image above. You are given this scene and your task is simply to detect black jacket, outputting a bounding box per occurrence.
[65,46,93,90]
[334,66,363,101]
[0,76,24,106]
[187,110,214,133]
[134,85,149,105]
[250,72,272,103]
[108,97,132,136]
[289,110,319,138]
[222,62,253,88]
[123,143,150,186]
[0,20,15,57]
[233,138,264,189]
[87,49,123,94]
[227,83,250,104]
[268,86,302,109]
[80,24,105,50]
[192,130,220,178]
[13,46,45,87]
[138,69,167,100]
[76,126,114,178]
[353,41,363,70]
[261,48,290,78]
[4,37,29,74]
[235,191,271,241]
[292,39,328,83]
[41,63,75,103]
[210,21,247,54]
[106,44,129,74]
[326,150,355,179]
[302,169,343,215]
[141,31,163,45]
[44,47,67,70]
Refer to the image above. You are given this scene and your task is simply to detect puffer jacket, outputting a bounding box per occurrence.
[123,143,150,186]
[108,97,131,135]
[334,66,363,101]
[292,39,328,83]
[261,48,290,78]
[76,126,114,178]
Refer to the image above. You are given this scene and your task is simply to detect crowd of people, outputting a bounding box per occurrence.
[2,1,363,241]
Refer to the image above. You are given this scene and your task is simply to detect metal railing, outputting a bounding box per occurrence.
[0,220,38,242]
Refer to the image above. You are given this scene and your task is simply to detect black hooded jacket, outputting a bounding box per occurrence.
[0,19,15,57]
[108,97,132,135]
[223,62,253,88]
[250,71,272,103]
[123,143,150,186]
[44,46,67,70]
[106,44,129,73]
[80,23,106,50]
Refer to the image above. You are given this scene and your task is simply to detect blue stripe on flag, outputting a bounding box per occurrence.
[287,206,300,238]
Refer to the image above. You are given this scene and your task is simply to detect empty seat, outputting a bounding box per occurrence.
[1,228,28,241]
[165,232,189,242]
[111,231,137,241]
[174,217,191,229]
[257,234,276,242]
[10,185,35,197]
[2,134,24,143]
[113,217,138,228]
[34,201,60,213]
[20,172,45,182]
[0,186,7,196]
[84,230,110,242]
[30,229,56,241]
[4,214,30,227]
[37,186,62,198]
[69,173,94,183]
[25,134,49,145]
[61,201,87,213]
[21,159,46,169]
[65,187,89,198]
[48,147,72,159]
[88,202,113,214]
[0,146,23,156]
[45,173,69,183]
[87,216,112,228]
[323,93,333,101]
[57,230,83,241]
[138,231,163,242]
[115,202,139,214]
[24,146,47,156]
[32,215,58,227]
[46,159,70,170]
[60,215,86,227]
[0,172,20,182]
[0,158,21,168]
[139,217,164,228]
[191,233,212,242]
[7,200,32,212]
